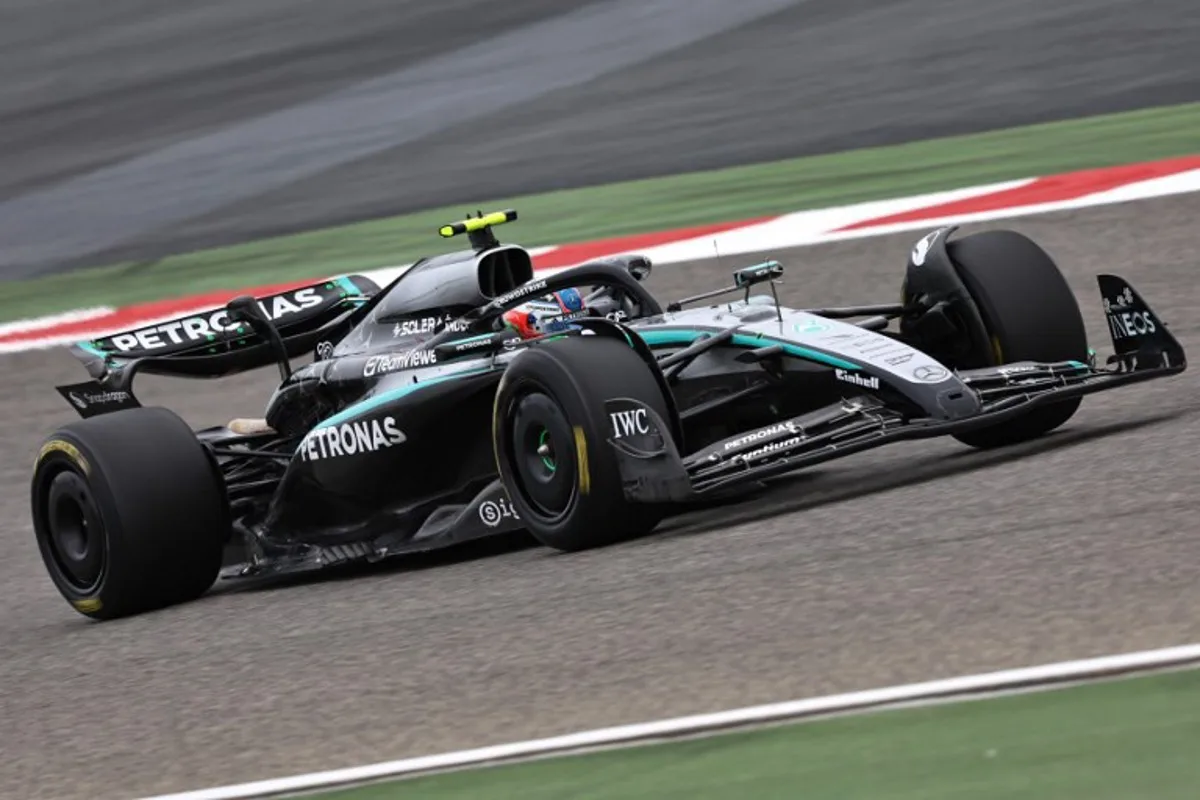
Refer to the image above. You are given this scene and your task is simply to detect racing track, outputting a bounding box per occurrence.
[2,195,1199,799]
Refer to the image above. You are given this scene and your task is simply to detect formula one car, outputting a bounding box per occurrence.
[31,210,1186,620]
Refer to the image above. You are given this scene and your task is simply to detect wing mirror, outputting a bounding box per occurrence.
[609,254,652,282]
[733,260,784,288]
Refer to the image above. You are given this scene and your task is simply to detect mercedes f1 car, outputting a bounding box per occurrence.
[32,209,1186,619]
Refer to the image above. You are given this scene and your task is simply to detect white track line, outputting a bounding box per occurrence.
[141,643,1200,800]
[5,168,1200,353]
[0,306,113,337]
[632,168,1200,264]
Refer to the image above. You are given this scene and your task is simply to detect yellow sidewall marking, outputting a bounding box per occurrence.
[573,426,590,496]
[37,439,91,477]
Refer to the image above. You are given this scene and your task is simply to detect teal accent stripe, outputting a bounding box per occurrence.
[1067,360,1089,370]
[451,333,495,346]
[76,341,106,357]
[321,327,861,430]
[637,328,860,370]
[317,367,493,429]
[335,275,361,297]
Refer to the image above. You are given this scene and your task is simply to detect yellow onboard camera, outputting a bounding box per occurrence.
[439,209,518,240]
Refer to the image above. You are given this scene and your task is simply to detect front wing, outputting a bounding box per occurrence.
[676,354,1178,495]
[617,272,1186,499]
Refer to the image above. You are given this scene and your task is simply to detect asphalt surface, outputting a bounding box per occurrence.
[3,195,1199,799]
[1,0,1198,275]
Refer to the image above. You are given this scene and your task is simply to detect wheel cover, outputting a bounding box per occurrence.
[505,386,577,521]
[42,468,106,593]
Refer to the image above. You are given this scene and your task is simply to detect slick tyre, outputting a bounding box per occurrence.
[31,407,229,620]
[493,336,669,551]
[948,230,1089,449]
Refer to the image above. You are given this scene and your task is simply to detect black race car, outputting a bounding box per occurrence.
[31,210,1186,620]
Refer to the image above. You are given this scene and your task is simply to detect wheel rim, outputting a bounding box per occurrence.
[42,469,106,593]
[506,387,577,521]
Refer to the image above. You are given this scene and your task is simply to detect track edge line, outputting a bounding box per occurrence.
[139,643,1200,800]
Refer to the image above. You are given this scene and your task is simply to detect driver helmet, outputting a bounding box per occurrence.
[502,288,586,339]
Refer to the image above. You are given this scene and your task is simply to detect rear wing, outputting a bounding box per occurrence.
[57,274,379,416]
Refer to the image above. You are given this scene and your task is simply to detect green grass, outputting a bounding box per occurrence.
[309,667,1200,800]
[6,102,1200,324]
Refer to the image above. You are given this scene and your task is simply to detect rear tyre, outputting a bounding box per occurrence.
[493,336,670,551]
[947,230,1089,449]
[31,407,228,620]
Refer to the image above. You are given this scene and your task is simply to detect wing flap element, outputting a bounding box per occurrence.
[1097,274,1185,370]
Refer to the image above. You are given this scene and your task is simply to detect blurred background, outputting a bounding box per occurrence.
[1,0,1197,277]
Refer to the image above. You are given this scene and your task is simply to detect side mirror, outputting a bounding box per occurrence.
[734,261,784,288]
[610,254,652,282]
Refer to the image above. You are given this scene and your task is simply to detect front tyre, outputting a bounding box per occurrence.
[947,230,1089,449]
[31,407,229,620]
[493,336,670,551]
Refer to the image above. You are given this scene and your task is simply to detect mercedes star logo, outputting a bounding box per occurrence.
[912,364,950,383]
